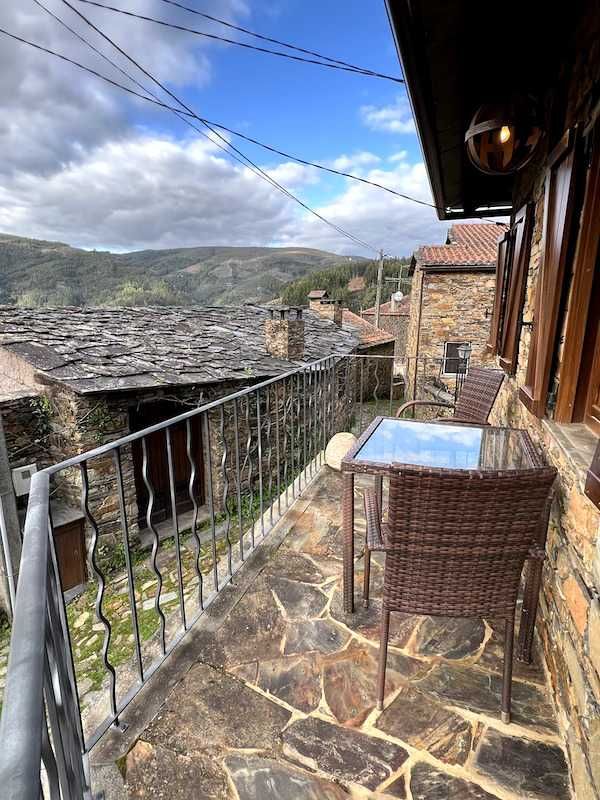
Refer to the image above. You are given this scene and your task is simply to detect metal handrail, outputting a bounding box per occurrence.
[0,351,450,798]
[0,471,49,800]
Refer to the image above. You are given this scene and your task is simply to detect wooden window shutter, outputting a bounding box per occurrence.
[498,204,533,374]
[554,116,600,425]
[487,230,512,354]
[585,438,600,508]
[519,130,579,417]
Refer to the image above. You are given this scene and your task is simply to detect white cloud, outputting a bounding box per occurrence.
[0,3,471,262]
[360,96,415,134]
[265,161,320,186]
[330,152,381,171]
[0,0,246,177]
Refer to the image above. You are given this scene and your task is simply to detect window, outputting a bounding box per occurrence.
[442,342,470,375]
[554,117,600,431]
[519,129,580,418]
[487,205,534,374]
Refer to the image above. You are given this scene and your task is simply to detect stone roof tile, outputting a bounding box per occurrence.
[0,306,358,394]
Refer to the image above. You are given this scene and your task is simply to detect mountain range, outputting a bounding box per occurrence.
[0,233,366,308]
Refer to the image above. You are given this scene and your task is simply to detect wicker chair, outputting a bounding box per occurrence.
[363,463,556,723]
[396,367,505,425]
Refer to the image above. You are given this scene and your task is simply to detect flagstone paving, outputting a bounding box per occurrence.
[100,468,571,799]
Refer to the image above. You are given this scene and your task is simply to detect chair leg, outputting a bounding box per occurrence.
[377,609,390,711]
[362,545,371,608]
[502,614,515,724]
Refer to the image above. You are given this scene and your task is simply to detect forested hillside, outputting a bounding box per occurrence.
[0,233,366,307]
[278,257,411,311]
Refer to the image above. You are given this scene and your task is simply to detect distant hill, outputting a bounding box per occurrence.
[0,233,367,307]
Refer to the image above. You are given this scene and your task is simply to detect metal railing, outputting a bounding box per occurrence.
[0,352,452,798]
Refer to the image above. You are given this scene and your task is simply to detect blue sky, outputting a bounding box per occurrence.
[0,0,455,256]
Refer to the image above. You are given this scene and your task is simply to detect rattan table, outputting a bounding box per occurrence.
[341,416,550,662]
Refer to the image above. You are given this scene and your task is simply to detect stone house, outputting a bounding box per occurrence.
[309,293,396,399]
[404,223,506,400]
[388,0,600,795]
[0,305,358,598]
[361,294,410,359]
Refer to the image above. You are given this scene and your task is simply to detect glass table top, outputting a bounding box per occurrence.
[353,418,532,471]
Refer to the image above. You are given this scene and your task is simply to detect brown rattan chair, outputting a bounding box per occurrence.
[363,463,556,723]
[396,366,505,425]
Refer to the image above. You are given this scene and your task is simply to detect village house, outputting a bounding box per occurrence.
[404,222,506,400]
[389,0,600,795]
[0,304,358,600]
[361,293,410,359]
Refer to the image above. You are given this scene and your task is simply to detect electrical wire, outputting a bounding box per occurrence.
[12,7,439,215]
[56,0,379,252]
[10,8,378,253]
[73,0,404,82]
[156,0,404,81]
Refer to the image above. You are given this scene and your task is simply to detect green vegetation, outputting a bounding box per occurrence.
[279,256,410,311]
[0,233,367,307]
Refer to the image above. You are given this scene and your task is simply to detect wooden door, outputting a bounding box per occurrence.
[54,520,86,591]
[130,402,204,527]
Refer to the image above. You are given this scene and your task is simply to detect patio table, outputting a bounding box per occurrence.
[340,416,550,663]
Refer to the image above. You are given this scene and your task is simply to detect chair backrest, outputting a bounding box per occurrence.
[453,367,505,424]
[383,464,556,619]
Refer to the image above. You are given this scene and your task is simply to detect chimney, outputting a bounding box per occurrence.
[265,307,304,360]
[313,298,343,327]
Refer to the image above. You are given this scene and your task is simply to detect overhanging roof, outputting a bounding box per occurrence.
[385,1,574,219]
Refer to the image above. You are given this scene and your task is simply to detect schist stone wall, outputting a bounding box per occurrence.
[489,14,600,798]
[361,303,409,360]
[405,269,496,400]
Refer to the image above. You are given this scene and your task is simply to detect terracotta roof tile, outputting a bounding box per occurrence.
[363,297,410,316]
[417,222,507,267]
[341,309,395,347]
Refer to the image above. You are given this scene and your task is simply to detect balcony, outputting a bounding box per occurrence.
[0,355,570,799]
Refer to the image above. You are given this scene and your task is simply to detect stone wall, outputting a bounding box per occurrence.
[406,268,495,400]
[1,390,51,471]
[488,8,600,796]
[361,309,409,359]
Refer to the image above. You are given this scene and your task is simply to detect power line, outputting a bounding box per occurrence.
[73,0,404,82]
[156,0,404,81]
[16,6,439,215]
[55,0,378,252]
[11,9,377,253]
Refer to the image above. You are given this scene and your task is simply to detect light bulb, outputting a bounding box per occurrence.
[499,125,511,144]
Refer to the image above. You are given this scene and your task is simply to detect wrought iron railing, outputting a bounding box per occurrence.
[0,352,451,799]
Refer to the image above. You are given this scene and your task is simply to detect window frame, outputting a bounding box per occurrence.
[442,340,471,377]
[519,128,580,418]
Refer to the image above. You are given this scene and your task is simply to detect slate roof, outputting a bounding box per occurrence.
[341,309,395,348]
[0,306,359,395]
[416,222,507,268]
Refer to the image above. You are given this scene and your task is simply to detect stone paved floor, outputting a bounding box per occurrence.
[113,468,571,800]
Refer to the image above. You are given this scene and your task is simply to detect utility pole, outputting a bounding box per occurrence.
[0,416,21,619]
[374,249,384,329]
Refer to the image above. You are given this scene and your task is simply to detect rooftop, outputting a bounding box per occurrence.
[414,223,507,270]
[363,297,410,316]
[341,308,396,347]
[0,305,358,394]
[88,469,569,799]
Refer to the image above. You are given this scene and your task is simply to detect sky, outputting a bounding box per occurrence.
[0,0,467,258]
